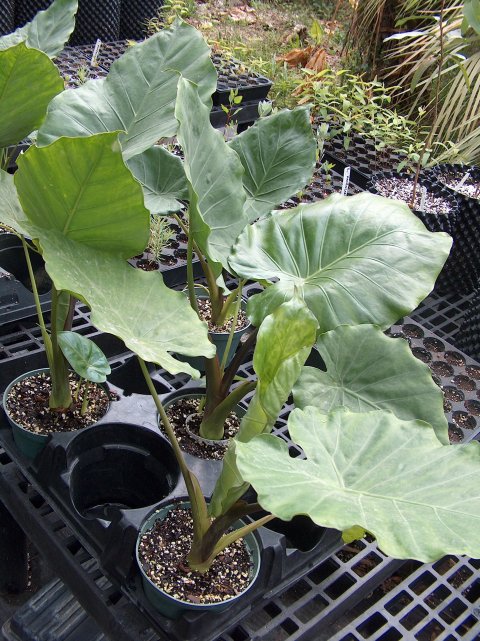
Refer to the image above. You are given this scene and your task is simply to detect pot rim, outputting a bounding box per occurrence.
[136,499,261,609]
[3,367,111,436]
[184,285,252,337]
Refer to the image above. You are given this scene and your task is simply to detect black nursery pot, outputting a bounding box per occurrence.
[367,170,458,236]
[424,163,480,294]
[368,170,460,293]
[69,0,121,45]
[0,0,14,36]
[14,0,51,27]
[119,0,160,40]
[65,422,180,520]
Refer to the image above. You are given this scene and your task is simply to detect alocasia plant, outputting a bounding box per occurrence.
[5,18,478,578]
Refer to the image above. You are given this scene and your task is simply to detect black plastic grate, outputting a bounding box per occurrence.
[409,291,474,346]
[328,557,480,641]
[2,312,480,640]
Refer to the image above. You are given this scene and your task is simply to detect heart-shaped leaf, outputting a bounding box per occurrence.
[37,22,217,160]
[175,77,248,281]
[58,331,111,383]
[0,0,78,57]
[236,407,480,562]
[38,230,215,377]
[0,43,64,148]
[294,324,449,444]
[230,193,452,329]
[15,133,149,258]
[127,145,188,214]
[229,107,316,222]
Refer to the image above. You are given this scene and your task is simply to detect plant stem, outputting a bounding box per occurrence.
[219,286,243,374]
[81,380,90,416]
[138,357,211,544]
[21,237,54,367]
[49,286,72,409]
[181,211,199,315]
[410,0,445,207]
[220,328,258,398]
[199,380,256,440]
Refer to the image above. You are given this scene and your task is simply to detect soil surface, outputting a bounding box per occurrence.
[138,504,253,605]
[5,372,110,435]
[136,258,159,271]
[197,297,249,334]
[437,170,480,200]
[161,397,240,460]
[374,177,453,214]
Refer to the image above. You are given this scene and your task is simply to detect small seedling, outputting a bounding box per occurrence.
[148,215,175,262]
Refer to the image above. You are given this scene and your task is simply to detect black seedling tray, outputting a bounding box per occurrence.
[328,556,480,640]
[54,43,271,116]
[129,213,203,288]
[386,319,480,444]
[456,287,480,364]
[322,133,406,185]
[210,52,272,106]
[278,155,363,211]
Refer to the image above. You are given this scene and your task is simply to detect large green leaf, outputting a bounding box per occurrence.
[0,43,64,148]
[37,22,217,160]
[127,146,187,214]
[230,193,452,329]
[0,0,78,56]
[58,331,111,383]
[209,297,318,517]
[294,324,449,444]
[229,107,316,222]
[236,407,480,562]
[175,78,248,282]
[38,231,216,377]
[0,170,32,236]
[464,0,480,36]
[15,133,149,258]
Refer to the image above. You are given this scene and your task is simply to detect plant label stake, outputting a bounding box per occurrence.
[90,40,102,67]
[419,185,427,212]
[341,167,351,195]
[457,171,471,190]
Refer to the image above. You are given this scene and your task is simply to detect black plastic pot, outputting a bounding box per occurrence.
[14,0,51,27]
[0,0,14,35]
[136,500,261,619]
[424,163,480,294]
[176,287,251,374]
[119,0,161,40]
[69,0,121,45]
[368,170,460,293]
[367,170,458,237]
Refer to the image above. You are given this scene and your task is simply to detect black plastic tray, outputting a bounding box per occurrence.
[0,354,343,641]
[0,233,51,325]
[54,42,271,112]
